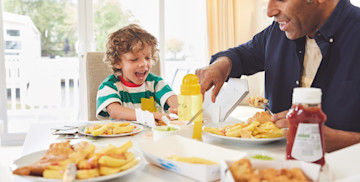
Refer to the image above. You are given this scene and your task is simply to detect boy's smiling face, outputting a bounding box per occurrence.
[115,45,152,85]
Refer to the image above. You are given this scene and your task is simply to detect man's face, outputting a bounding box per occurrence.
[267,0,321,40]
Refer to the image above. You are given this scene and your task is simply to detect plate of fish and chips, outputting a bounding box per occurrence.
[11,140,144,182]
[77,122,143,137]
[203,111,285,144]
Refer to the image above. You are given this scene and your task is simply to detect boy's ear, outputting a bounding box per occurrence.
[114,62,122,69]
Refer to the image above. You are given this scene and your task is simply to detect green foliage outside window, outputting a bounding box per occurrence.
[4,0,138,56]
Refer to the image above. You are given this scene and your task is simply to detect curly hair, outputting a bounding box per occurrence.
[103,24,159,75]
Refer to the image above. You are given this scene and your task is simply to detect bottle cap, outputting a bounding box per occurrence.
[180,74,201,95]
[292,87,322,104]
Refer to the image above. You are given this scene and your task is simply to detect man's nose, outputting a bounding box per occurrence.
[267,0,280,18]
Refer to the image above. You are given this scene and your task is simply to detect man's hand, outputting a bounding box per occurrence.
[271,110,289,128]
[195,56,232,103]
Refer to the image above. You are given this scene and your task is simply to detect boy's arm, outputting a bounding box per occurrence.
[106,102,136,121]
[106,102,167,126]
[166,95,178,110]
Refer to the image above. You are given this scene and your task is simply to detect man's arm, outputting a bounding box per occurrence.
[324,126,360,152]
[195,56,232,103]
[271,110,360,153]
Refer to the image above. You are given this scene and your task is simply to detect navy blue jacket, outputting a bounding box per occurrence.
[211,0,360,132]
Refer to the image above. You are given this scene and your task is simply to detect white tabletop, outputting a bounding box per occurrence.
[13,106,339,182]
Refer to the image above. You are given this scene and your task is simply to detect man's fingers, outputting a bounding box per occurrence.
[273,119,288,128]
[271,111,288,121]
[211,81,224,103]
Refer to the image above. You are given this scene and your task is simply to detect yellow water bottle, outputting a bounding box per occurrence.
[178,74,203,139]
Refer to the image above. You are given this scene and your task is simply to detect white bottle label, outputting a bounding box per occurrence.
[291,123,323,162]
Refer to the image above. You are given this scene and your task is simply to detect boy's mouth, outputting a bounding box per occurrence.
[135,71,147,79]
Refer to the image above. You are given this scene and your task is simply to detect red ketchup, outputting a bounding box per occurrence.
[286,88,327,167]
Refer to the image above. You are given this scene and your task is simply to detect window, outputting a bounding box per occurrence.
[6,29,20,37]
[351,0,360,7]
[163,0,207,94]
[0,0,208,145]
[5,41,21,49]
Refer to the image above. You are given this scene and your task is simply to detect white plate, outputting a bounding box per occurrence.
[77,122,143,137]
[11,148,145,182]
[203,121,285,144]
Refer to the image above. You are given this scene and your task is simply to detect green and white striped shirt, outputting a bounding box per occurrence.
[96,73,175,120]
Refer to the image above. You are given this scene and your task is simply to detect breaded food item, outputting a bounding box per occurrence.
[229,158,260,182]
[247,111,272,124]
[248,96,268,107]
[13,140,74,176]
[229,158,311,182]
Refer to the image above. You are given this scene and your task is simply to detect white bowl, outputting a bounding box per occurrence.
[152,126,181,140]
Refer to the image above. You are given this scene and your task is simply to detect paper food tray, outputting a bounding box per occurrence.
[203,78,248,123]
[139,135,247,182]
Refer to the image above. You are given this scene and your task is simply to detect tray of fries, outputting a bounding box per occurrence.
[203,121,285,144]
[77,122,143,137]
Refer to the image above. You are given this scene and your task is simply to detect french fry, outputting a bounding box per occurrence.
[99,155,128,167]
[254,128,284,138]
[43,169,64,179]
[203,127,225,136]
[78,159,92,170]
[76,169,100,179]
[99,158,139,175]
[226,121,260,137]
[113,125,135,134]
[113,140,133,154]
[90,124,110,136]
[99,144,118,154]
[117,158,138,171]
[109,122,130,127]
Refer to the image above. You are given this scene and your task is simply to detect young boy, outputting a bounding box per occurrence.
[96,24,178,127]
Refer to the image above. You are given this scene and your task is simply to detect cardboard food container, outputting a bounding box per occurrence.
[220,159,321,182]
[139,135,247,182]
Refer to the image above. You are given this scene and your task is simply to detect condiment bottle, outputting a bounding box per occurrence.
[286,88,327,167]
[178,74,203,139]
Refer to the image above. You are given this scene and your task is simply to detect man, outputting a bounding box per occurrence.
[196,0,360,152]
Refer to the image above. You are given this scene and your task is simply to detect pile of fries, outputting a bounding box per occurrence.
[203,120,283,139]
[84,122,136,136]
[43,140,138,179]
[166,155,218,165]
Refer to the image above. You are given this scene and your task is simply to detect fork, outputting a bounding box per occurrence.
[263,103,274,115]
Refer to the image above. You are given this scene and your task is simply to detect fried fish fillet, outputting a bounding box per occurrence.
[247,111,272,124]
[13,140,74,176]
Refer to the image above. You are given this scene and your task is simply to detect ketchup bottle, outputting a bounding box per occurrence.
[286,88,327,167]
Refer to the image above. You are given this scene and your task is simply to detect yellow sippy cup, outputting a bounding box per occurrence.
[178,74,203,138]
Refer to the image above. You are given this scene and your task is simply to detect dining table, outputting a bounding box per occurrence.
[12,106,340,182]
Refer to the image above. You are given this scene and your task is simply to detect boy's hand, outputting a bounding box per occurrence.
[168,108,178,115]
[153,112,171,126]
